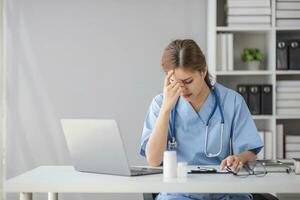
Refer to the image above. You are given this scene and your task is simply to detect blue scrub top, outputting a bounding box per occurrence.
[140,83,263,163]
[139,83,263,200]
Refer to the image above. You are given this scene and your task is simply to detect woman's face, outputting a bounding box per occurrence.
[171,67,207,102]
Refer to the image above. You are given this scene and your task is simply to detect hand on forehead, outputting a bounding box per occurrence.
[170,69,195,82]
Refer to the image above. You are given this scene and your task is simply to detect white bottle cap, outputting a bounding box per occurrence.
[177,162,187,179]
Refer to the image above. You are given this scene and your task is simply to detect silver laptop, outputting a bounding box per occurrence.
[61,119,162,176]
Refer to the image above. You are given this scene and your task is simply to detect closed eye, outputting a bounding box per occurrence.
[184,79,193,84]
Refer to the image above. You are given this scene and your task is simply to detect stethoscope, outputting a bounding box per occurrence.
[168,86,231,157]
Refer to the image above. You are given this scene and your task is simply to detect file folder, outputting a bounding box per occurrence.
[276,40,288,70]
[289,40,300,70]
[248,85,261,115]
[261,84,272,114]
[237,85,249,106]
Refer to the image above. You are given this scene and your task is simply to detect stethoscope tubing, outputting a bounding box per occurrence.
[168,86,227,157]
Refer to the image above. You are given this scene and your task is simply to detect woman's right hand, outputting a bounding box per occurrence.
[161,70,183,113]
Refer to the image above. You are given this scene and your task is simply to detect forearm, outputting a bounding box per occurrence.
[237,150,257,164]
[145,108,170,167]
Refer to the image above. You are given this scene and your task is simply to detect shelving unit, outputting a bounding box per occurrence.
[207,0,300,160]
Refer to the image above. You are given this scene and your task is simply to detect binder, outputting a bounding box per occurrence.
[248,85,261,115]
[236,85,249,106]
[261,84,272,114]
[276,40,288,70]
[289,40,300,70]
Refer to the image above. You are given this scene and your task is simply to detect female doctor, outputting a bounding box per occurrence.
[140,39,263,200]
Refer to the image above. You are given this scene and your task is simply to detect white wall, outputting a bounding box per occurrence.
[4,0,207,199]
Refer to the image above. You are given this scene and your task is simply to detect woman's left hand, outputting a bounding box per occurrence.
[220,155,246,173]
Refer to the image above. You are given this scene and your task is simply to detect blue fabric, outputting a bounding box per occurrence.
[140,83,263,200]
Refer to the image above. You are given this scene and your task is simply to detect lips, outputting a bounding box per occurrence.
[183,93,192,98]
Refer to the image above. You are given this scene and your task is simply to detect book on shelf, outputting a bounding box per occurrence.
[276,124,284,159]
[216,33,233,71]
[277,10,300,18]
[277,19,300,26]
[216,34,223,71]
[226,23,271,27]
[265,130,273,160]
[286,143,300,151]
[256,130,273,160]
[285,151,300,159]
[277,108,300,115]
[286,135,300,143]
[227,16,271,24]
[277,100,300,108]
[276,92,300,99]
[221,34,227,71]
[276,86,300,93]
[227,33,233,71]
[226,8,271,15]
[257,131,265,160]
[277,80,300,87]
[227,0,271,8]
[277,2,300,10]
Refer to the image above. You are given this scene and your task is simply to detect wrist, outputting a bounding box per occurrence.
[160,105,172,114]
[237,155,247,164]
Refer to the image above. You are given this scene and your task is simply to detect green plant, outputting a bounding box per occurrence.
[242,48,263,62]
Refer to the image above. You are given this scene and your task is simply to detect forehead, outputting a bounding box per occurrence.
[173,68,198,79]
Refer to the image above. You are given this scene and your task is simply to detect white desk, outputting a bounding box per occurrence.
[4,166,300,200]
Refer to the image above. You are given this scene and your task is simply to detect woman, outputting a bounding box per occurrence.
[140,39,263,200]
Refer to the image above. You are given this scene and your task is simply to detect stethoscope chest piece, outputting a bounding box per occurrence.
[168,137,177,150]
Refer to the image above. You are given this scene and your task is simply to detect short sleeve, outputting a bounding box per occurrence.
[139,94,163,157]
[231,94,263,155]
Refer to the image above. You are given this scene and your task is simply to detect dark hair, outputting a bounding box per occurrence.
[161,39,212,89]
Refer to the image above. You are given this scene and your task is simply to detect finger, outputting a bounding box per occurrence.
[237,161,243,172]
[170,75,176,84]
[172,82,181,92]
[164,70,174,87]
[232,159,240,172]
[227,156,234,167]
[220,159,227,170]
[170,80,178,88]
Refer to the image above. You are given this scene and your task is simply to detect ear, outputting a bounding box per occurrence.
[200,67,208,77]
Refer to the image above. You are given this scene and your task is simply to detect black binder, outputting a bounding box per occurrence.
[261,84,272,115]
[289,40,300,70]
[276,40,288,70]
[248,85,261,115]
[237,85,249,106]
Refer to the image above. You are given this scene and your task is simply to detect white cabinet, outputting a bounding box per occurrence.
[207,0,300,160]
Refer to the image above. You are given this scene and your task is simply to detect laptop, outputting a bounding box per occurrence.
[61,119,162,176]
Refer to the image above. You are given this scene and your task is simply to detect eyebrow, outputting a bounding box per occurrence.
[178,76,193,82]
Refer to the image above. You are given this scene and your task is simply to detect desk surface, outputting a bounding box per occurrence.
[4,166,300,193]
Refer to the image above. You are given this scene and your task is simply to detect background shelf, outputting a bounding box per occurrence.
[207,0,300,162]
[216,70,273,76]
